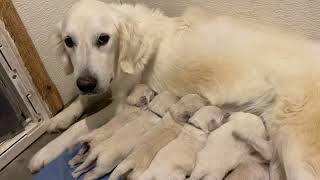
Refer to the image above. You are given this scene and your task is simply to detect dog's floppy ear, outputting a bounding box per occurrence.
[117,19,154,75]
[50,22,74,75]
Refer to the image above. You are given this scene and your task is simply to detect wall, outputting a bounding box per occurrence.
[12,0,320,104]
[12,0,79,103]
[124,0,320,40]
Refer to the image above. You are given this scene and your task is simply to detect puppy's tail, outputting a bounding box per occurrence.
[109,159,134,180]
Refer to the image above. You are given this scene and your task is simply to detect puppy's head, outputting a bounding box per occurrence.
[169,94,209,123]
[148,91,179,117]
[126,84,155,107]
[188,106,224,133]
[52,0,150,95]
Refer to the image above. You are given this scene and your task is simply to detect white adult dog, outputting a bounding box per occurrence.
[30,0,320,179]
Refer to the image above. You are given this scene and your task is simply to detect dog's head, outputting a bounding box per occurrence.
[169,94,209,124]
[52,0,152,95]
[188,106,225,133]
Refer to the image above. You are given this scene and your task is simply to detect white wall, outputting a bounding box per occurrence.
[124,0,320,40]
[12,0,79,103]
[12,0,320,104]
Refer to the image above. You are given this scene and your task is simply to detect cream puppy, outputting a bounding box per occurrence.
[224,155,269,180]
[188,112,267,180]
[68,84,155,167]
[109,94,208,180]
[71,91,179,179]
[138,106,225,180]
[233,128,285,180]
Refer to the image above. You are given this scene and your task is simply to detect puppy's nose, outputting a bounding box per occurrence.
[77,76,97,93]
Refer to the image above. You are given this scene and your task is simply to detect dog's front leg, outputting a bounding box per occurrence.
[46,95,88,132]
[46,92,109,132]
[29,100,119,173]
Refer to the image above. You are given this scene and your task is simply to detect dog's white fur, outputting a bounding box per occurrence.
[224,155,269,180]
[108,94,208,180]
[29,98,114,173]
[83,84,154,145]
[138,106,224,180]
[233,127,285,180]
[68,84,155,167]
[187,112,267,180]
[228,128,273,180]
[72,91,179,180]
[31,0,320,178]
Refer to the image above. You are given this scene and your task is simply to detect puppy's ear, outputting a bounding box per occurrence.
[117,19,154,75]
[50,22,74,75]
[188,117,209,133]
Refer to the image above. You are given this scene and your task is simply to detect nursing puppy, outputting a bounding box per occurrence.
[109,94,208,180]
[68,84,155,167]
[188,112,267,180]
[71,91,178,179]
[138,106,225,180]
[31,0,320,178]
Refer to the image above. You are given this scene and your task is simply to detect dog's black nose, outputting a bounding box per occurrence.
[77,76,97,93]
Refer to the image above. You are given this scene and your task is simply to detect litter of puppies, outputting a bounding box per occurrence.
[70,84,273,180]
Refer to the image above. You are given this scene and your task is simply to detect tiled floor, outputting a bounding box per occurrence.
[0,133,59,180]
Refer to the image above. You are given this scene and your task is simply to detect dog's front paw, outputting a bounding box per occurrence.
[28,147,55,173]
[68,144,89,168]
[46,113,77,133]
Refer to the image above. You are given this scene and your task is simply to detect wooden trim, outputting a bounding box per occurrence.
[0,0,63,115]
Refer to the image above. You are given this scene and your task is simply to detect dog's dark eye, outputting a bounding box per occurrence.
[96,33,110,47]
[64,36,74,48]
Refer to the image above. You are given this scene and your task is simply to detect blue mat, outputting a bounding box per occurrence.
[33,145,110,180]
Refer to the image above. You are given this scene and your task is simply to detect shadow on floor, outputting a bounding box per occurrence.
[0,133,59,180]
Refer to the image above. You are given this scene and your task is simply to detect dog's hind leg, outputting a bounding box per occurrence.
[269,93,320,180]
[29,101,118,173]
[274,131,320,180]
